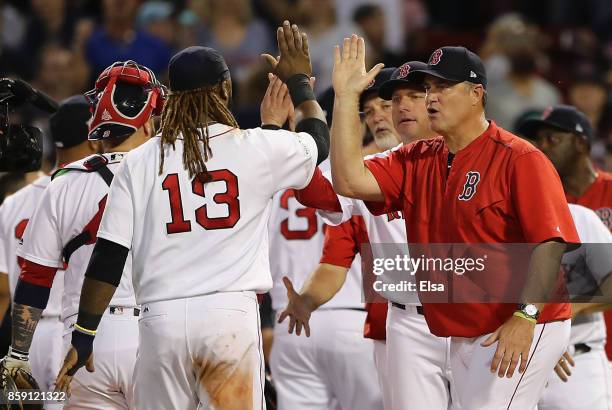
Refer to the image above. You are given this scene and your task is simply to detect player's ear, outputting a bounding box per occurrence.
[470,84,484,107]
[143,118,154,138]
[220,79,232,106]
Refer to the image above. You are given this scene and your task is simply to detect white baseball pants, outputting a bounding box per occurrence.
[31,316,63,392]
[134,291,265,410]
[538,344,612,409]
[62,309,139,409]
[372,340,390,410]
[31,316,64,409]
[270,308,383,410]
[386,303,453,410]
[450,319,570,410]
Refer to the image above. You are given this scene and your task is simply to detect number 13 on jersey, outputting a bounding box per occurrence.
[162,169,240,234]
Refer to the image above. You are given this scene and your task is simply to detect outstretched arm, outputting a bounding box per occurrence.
[330,35,384,201]
[277,264,349,337]
[278,217,362,336]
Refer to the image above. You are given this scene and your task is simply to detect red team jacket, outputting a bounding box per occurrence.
[363,122,579,337]
[565,171,612,358]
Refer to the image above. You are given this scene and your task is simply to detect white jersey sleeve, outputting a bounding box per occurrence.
[582,214,612,285]
[248,128,318,191]
[97,159,134,249]
[568,204,612,285]
[566,204,612,347]
[18,186,64,269]
[316,167,360,226]
[0,212,9,274]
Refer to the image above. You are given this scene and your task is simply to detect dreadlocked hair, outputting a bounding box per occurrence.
[159,83,238,180]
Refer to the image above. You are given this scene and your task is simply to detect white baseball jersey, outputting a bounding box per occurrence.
[97,123,318,304]
[0,175,63,316]
[316,149,411,305]
[17,154,136,320]
[268,160,364,311]
[565,203,612,347]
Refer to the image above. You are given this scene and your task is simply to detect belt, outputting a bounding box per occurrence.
[391,302,424,315]
[574,343,591,356]
[319,307,366,312]
[109,306,140,316]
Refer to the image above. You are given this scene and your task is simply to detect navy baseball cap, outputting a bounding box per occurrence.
[378,61,428,100]
[517,105,594,143]
[360,67,396,109]
[49,95,91,149]
[410,46,487,89]
[168,46,229,91]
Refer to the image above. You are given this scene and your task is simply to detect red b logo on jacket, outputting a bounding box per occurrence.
[458,171,480,201]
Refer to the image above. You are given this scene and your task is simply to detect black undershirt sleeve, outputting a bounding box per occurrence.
[296,118,329,165]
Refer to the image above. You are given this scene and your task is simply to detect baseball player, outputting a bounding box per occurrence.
[265,70,398,410]
[6,61,163,408]
[518,107,612,408]
[56,21,329,410]
[330,38,579,409]
[518,105,612,359]
[537,203,612,409]
[0,96,96,397]
[288,62,455,410]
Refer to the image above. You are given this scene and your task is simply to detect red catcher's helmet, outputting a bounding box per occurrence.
[85,61,166,141]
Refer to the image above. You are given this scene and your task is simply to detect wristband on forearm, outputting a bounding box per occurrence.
[512,310,537,324]
[8,346,29,361]
[286,74,315,107]
[261,124,281,130]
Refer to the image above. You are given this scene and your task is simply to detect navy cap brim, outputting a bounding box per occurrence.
[379,78,425,100]
[88,124,136,141]
[409,68,465,84]
[516,118,574,140]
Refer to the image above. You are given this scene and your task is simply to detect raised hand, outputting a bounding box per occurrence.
[262,20,312,82]
[332,35,384,99]
[260,73,293,128]
[277,276,316,337]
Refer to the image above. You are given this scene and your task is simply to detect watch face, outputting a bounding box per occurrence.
[525,304,538,316]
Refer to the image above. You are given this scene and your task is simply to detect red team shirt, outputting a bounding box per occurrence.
[565,171,612,358]
[363,122,579,337]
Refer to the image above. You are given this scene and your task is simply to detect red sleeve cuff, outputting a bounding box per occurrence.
[320,221,360,268]
[295,168,342,212]
[19,259,58,288]
[363,161,401,216]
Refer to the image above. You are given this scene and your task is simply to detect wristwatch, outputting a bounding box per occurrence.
[517,303,540,321]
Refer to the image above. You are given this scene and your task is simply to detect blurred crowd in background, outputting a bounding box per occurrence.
[1,0,612,191]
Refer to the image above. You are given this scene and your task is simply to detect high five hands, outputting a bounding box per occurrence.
[262,20,312,81]
[332,34,384,99]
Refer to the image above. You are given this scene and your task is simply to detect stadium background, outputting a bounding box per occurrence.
[0,0,611,355]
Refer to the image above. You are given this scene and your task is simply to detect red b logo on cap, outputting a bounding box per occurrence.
[429,49,443,65]
[398,63,411,78]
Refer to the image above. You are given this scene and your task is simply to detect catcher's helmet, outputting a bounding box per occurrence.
[85,61,166,141]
